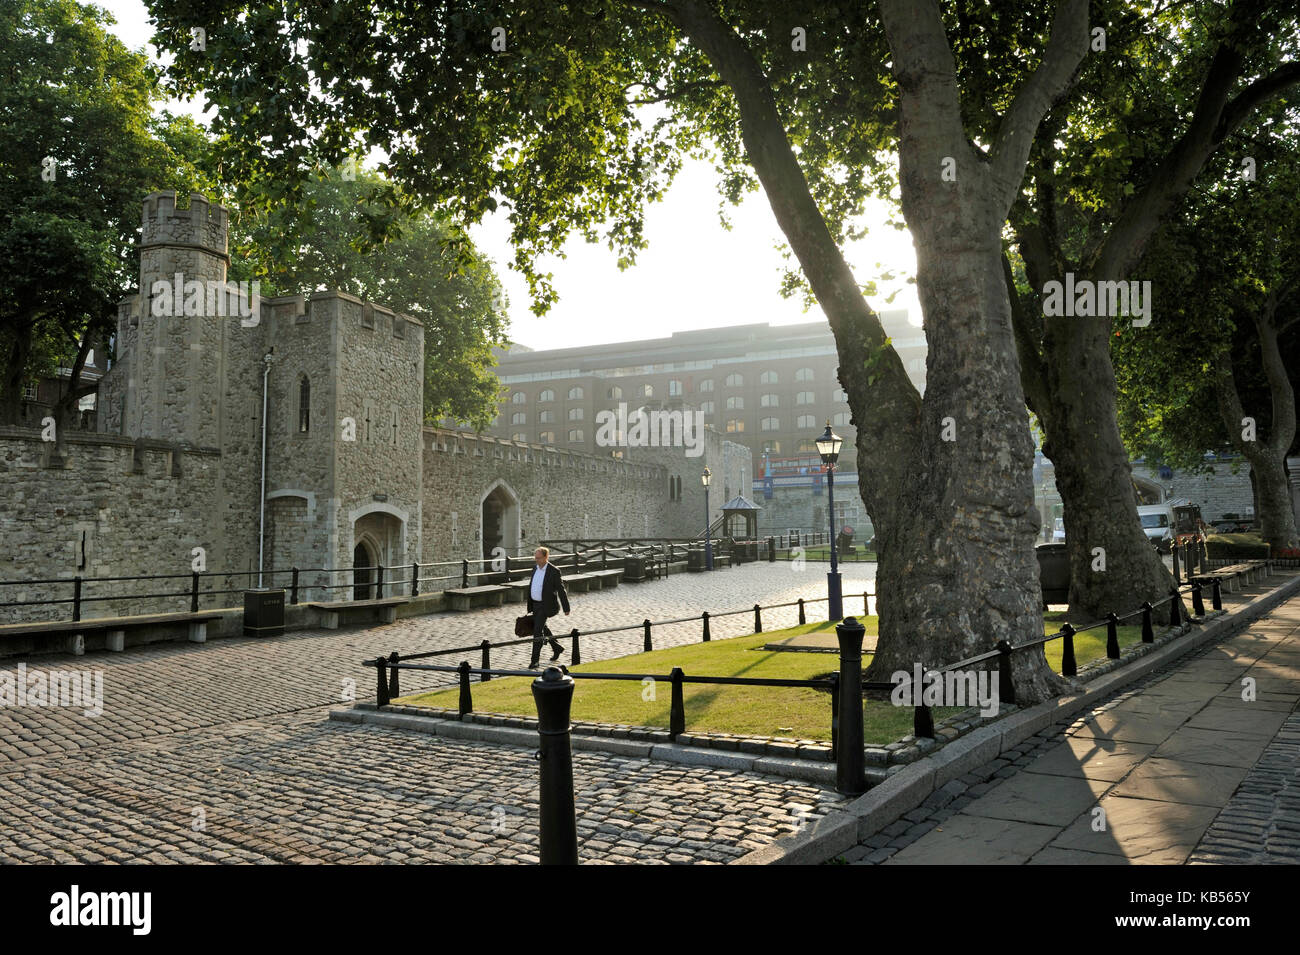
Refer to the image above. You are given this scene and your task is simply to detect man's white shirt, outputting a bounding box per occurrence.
[530,565,546,602]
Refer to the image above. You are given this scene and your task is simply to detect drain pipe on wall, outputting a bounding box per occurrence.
[258,350,274,588]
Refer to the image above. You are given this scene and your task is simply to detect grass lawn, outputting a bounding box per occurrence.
[396,612,1146,743]
[775,545,877,562]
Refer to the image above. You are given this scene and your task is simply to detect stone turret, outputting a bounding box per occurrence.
[117,191,236,446]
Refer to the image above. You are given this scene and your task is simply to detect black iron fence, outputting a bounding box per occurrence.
[358,569,1246,862]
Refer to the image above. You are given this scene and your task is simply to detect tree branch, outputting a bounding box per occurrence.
[988,0,1090,216]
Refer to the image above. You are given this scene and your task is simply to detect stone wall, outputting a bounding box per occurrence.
[420,428,674,565]
[1131,459,1256,521]
[0,430,223,623]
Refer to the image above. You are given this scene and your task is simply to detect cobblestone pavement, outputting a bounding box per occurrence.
[1189,711,1300,864]
[0,564,868,863]
[836,581,1300,865]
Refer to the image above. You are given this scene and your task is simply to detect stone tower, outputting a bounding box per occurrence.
[113,192,240,447]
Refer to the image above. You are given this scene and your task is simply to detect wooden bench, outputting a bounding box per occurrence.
[443,585,509,611]
[306,596,407,629]
[0,610,225,655]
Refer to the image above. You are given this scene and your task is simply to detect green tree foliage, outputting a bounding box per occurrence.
[0,0,210,426]
[232,168,509,430]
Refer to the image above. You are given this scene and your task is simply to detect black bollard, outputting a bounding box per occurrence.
[669,667,685,739]
[481,640,491,682]
[701,611,710,642]
[1192,580,1205,617]
[1171,542,1180,583]
[532,666,578,865]
[1211,578,1222,611]
[797,598,806,625]
[1169,589,1182,627]
[375,656,390,706]
[388,652,401,699]
[834,617,866,796]
[411,562,420,598]
[458,660,473,715]
[1106,613,1120,660]
[570,628,582,665]
[643,619,652,652]
[1141,601,1154,643]
[996,640,1016,706]
[754,604,762,633]
[1061,624,1077,677]
[290,567,299,605]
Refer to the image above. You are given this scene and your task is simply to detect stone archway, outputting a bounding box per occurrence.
[350,506,407,597]
[480,480,521,562]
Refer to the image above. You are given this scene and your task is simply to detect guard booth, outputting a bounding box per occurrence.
[718,496,762,562]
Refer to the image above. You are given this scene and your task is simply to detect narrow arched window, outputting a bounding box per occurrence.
[298,376,311,433]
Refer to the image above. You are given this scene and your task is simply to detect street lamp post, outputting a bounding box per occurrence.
[816,422,844,621]
[702,467,714,571]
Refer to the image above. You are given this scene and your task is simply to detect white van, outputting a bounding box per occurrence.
[1137,500,1205,553]
[1137,504,1174,551]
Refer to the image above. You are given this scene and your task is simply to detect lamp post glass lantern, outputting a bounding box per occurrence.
[816,422,844,620]
[702,467,714,570]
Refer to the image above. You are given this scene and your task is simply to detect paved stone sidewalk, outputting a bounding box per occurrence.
[836,585,1300,865]
[0,564,865,863]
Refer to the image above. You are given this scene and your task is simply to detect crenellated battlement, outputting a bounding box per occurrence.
[141,191,229,256]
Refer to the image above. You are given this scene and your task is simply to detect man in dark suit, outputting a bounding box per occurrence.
[527,546,570,668]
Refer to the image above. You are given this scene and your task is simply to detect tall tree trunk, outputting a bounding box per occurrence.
[661,0,1086,701]
[0,328,35,427]
[1040,324,1174,621]
[1215,310,1300,550]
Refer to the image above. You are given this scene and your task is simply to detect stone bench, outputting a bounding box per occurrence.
[306,596,407,629]
[562,573,598,593]
[588,569,623,588]
[0,610,224,655]
[443,585,509,611]
[1200,560,1270,593]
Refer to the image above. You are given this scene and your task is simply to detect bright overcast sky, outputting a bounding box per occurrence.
[97,0,922,351]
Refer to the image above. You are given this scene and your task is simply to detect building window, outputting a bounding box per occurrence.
[22,382,38,401]
[833,387,848,402]
[833,412,851,426]
[760,393,779,408]
[795,367,815,382]
[511,391,526,404]
[567,407,584,421]
[699,401,714,415]
[539,410,555,424]
[511,432,527,441]
[511,412,527,425]
[725,373,743,387]
[568,429,584,443]
[539,431,555,444]
[297,376,310,433]
[607,385,623,400]
[726,396,744,410]
[760,417,779,432]
[567,386,584,400]
[796,414,816,429]
[726,419,744,433]
[795,391,815,405]
[759,370,779,385]
[539,389,555,402]
[699,379,714,392]
[798,439,817,453]
[765,440,782,454]
[642,383,654,398]
[668,379,683,396]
